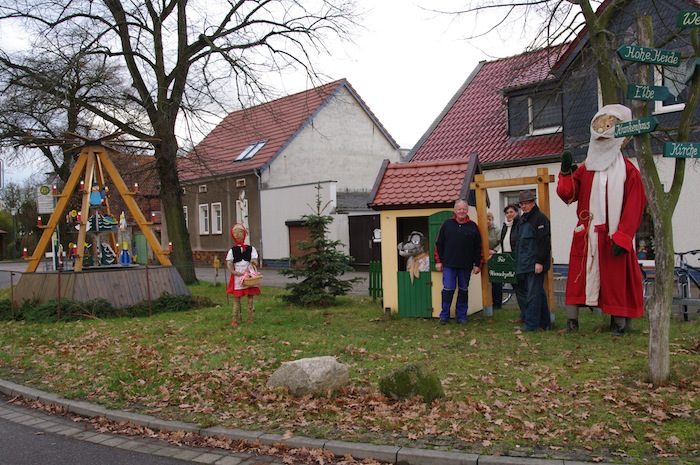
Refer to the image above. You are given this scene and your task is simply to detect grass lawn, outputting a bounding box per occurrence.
[0,282,698,464]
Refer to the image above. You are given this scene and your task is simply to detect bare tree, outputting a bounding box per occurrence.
[0,37,133,181]
[438,0,700,384]
[0,179,41,257]
[0,0,360,283]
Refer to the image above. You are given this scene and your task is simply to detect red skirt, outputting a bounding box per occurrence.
[226,275,261,297]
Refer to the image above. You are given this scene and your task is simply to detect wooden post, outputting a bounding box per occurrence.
[473,174,493,316]
[471,170,556,312]
[536,168,556,312]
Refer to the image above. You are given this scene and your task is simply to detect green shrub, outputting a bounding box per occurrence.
[378,362,445,404]
[0,293,212,323]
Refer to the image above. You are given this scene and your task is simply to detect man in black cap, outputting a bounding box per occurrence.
[514,189,551,331]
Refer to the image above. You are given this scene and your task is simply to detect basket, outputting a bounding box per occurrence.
[242,266,263,287]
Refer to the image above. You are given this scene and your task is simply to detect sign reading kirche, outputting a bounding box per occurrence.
[663,142,700,158]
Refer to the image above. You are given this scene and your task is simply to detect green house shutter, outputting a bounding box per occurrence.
[429,210,453,271]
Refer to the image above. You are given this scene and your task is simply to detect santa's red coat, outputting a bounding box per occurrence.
[556,158,647,318]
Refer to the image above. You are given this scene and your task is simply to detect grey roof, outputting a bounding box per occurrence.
[336,191,374,213]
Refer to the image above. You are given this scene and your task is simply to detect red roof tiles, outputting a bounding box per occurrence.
[178,79,396,181]
[369,159,474,208]
[410,47,566,164]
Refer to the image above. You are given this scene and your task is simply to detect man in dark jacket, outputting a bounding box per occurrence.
[515,190,551,331]
[434,199,483,324]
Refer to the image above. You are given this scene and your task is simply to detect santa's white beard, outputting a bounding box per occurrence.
[585,127,624,172]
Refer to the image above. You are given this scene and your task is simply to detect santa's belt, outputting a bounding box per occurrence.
[594,224,608,233]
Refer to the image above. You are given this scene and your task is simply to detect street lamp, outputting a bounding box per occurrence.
[10,208,17,260]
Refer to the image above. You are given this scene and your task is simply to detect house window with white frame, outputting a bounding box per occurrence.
[508,91,563,137]
[183,206,188,228]
[198,204,209,235]
[212,202,222,235]
[653,64,688,114]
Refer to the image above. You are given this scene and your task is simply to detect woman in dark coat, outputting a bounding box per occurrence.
[500,203,526,322]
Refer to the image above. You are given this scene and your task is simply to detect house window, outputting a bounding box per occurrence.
[212,202,222,235]
[530,93,562,134]
[508,92,562,137]
[198,204,209,235]
[654,64,688,114]
[235,140,267,161]
[183,206,188,228]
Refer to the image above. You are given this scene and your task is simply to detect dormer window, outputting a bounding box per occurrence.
[235,140,267,161]
[508,91,562,137]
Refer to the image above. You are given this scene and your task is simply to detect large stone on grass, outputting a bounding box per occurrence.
[267,356,348,397]
[378,362,444,404]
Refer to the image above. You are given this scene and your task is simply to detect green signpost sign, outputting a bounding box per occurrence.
[487,253,517,284]
[617,44,681,67]
[626,84,670,101]
[663,142,700,158]
[678,10,700,28]
[614,117,658,138]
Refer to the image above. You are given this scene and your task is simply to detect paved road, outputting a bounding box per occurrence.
[0,414,193,465]
[0,393,286,465]
[0,261,370,296]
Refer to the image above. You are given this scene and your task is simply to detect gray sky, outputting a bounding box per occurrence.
[288,0,515,149]
[0,0,532,183]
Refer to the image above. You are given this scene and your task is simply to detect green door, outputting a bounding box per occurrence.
[429,211,453,270]
[397,271,432,317]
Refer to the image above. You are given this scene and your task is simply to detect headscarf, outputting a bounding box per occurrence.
[230,223,248,251]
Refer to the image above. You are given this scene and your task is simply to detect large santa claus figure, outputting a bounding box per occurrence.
[556,104,647,336]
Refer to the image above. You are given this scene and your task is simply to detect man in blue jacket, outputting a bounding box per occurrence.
[434,199,483,324]
[515,190,552,331]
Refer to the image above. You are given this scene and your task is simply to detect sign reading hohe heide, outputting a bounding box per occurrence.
[614,117,658,138]
[663,142,700,158]
[617,44,681,67]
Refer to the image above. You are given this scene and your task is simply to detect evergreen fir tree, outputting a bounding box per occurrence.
[280,184,363,307]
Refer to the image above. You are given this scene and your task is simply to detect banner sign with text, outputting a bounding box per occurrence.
[617,44,681,67]
[487,253,517,284]
[626,84,670,101]
[37,185,55,214]
[614,117,658,138]
[663,142,700,158]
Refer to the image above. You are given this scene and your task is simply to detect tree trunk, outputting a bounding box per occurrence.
[630,16,674,384]
[646,213,674,383]
[154,132,197,284]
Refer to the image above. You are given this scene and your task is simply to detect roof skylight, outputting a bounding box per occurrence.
[235,140,267,161]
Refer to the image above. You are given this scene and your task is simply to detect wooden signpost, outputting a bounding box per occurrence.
[614,117,658,138]
[626,84,670,101]
[617,44,681,67]
[618,33,700,148]
[678,10,700,28]
[663,142,700,158]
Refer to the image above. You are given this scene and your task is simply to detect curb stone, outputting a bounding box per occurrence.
[0,378,620,465]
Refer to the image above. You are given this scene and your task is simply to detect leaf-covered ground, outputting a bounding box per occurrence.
[1,285,699,465]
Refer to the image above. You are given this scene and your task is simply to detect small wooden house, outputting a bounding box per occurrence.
[368,155,484,318]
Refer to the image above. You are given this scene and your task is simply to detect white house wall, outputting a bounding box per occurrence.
[260,181,349,262]
[261,86,399,190]
[483,157,700,268]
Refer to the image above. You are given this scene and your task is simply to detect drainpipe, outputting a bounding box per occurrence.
[254,168,264,265]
